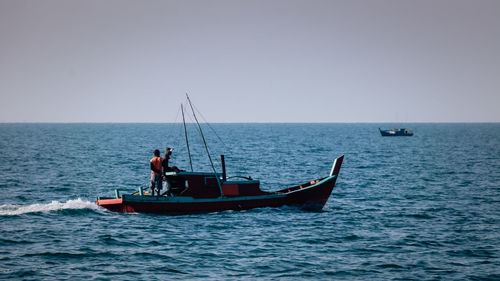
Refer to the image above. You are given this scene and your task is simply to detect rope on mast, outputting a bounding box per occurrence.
[191,101,227,147]
[185,93,224,197]
[181,104,194,172]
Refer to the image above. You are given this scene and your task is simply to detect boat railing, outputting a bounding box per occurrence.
[226,175,253,181]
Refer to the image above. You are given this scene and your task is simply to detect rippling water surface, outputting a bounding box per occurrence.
[1,123,499,280]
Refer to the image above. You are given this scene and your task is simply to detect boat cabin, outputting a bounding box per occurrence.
[165,171,269,199]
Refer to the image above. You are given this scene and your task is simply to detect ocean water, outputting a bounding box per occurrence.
[0,123,499,280]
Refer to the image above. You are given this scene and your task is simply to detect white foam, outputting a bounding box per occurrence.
[0,198,99,216]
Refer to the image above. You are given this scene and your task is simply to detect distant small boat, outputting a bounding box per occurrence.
[379,128,413,136]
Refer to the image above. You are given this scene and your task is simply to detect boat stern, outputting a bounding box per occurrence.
[96,196,133,213]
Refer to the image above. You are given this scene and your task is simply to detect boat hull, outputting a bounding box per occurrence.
[97,175,339,214]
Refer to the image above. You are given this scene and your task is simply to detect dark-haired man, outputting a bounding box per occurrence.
[162,147,173,196]
[149,149,163,196]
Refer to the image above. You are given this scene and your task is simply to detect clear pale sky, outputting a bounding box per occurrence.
[1,0,499,123]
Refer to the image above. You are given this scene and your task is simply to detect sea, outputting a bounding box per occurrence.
[0,123,499,280]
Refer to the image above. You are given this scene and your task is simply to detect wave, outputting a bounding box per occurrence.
[0,198,99,216]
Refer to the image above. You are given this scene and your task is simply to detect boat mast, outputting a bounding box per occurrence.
[185,94,224,197]
[181,104,194,172]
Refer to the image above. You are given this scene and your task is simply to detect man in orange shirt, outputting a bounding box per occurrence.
[149,149,163,196]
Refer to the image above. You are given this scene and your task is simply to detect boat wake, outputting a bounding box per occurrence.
[0,198,99,216]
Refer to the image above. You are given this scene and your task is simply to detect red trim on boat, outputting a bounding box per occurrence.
[97,198,123,205]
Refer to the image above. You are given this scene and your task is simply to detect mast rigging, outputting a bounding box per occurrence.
[185,93,224,197]
[181,104,194,172]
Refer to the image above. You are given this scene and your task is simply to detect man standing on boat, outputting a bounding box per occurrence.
[149,149,163,196]
[162,147,173,196]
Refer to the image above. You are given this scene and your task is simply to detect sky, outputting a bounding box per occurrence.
[0,0,499,123]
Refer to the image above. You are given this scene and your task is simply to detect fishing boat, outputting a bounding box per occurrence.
[97,95,344,214]
[97,155,343,214]
[379,127,413,136]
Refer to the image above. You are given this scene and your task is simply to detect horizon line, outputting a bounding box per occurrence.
[1,121,499,124]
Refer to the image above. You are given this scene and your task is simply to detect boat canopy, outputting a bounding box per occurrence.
[165,171,265,199]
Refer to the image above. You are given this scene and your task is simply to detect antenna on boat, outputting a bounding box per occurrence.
[185,93,224,197]
[181,104,194,172]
